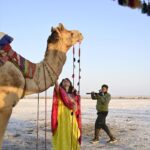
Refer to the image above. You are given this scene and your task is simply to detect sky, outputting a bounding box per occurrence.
[1,0,150,96]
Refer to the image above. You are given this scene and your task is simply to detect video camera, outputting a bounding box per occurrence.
[86,91,104,96]
[86,92,99,95]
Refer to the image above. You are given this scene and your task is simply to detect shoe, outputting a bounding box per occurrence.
[90,128,100,144]
[107,138,117,144]
[90,138,99,144]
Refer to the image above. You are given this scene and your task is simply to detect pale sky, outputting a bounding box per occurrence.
[1,0,150,96]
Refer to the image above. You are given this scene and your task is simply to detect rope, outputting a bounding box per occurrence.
[76,42,81,150]
[36,64,48,150]
[72,45,75,86]
[78,42,81,95]
[36,92,40,150]
[71,43,82,150]
[45,60,59,79]
[71,45,75,150]
[36,68,40,150]
[36,44,81,150]
[43,62,55,85]
[43,63,47,150]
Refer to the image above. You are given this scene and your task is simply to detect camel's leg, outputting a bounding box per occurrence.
[0,107,12,150]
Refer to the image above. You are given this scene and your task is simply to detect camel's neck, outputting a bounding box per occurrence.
[24,48,66,95]
[44,49,67,77]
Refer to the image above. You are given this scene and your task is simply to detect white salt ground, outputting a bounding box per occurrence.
[3,98,150,150]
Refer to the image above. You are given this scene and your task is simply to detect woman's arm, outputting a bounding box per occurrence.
[54,81,59,94]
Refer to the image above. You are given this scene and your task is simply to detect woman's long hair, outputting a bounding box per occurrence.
[60,78,77,95]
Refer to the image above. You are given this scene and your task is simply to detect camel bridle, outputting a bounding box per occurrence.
[36,61,59,150]
[71,42,81,150]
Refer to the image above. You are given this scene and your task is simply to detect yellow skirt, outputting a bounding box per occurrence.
[52,97,80,150]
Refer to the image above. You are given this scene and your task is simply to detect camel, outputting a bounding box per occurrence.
[0,23,83,149]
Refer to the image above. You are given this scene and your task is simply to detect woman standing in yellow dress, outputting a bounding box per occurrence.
[51,78,82,150]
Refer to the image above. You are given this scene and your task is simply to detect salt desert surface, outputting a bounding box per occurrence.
[3,98,150,150]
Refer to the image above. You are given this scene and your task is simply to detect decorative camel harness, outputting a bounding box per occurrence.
[0,34,36,79]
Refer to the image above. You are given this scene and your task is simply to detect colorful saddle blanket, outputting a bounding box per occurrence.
[0,33,36,79]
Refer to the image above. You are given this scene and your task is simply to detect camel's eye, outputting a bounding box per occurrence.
[71,32,74,37]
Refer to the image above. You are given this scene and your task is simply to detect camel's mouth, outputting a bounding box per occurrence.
[71,30,83,45]
[78,33,83,42]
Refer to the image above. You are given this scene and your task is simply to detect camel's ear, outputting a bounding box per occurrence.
[48,28,60,43]
[51,27,61,35]
[51,27,54,32]
[58,23,65,31]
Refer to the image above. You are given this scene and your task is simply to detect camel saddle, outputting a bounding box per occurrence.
[0,32,36,79]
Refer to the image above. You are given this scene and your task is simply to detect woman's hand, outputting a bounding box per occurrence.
[73,103,77,112]
[68,96,77,112]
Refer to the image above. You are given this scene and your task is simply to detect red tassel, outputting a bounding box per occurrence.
[128,0,136,8]
[72,74,75,78]
[78,48,80,57]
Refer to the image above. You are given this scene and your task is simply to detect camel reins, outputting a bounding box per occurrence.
[44,61,59,79]
[71,42,81,150]
[35,44,81,150]
[36,61,58,150]
[36,65,48,150]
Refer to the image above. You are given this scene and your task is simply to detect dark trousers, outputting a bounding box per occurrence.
[95,111,113,138]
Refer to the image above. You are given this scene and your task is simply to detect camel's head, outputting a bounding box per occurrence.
[47,23,83,53]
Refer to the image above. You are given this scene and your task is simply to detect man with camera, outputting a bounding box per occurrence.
[90,84,116,144]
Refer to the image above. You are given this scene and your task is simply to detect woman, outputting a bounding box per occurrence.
[51,78,81,150]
